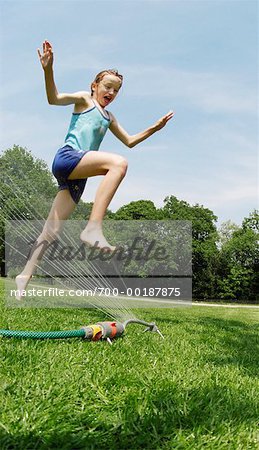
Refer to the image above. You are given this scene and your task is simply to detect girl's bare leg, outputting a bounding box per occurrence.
[15,150,127,298]
[68,151,128,250]
[15,190,76,299]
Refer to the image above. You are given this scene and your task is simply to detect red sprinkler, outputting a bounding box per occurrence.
[81,319,165,345]
[0,319,164,344]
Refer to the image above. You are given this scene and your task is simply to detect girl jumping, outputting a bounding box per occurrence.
[15,40,174,298]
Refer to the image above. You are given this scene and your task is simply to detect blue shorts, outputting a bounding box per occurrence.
[52,145,88,204]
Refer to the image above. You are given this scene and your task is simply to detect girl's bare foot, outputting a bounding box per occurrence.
[15,274,31,300]
[80,223,116,252]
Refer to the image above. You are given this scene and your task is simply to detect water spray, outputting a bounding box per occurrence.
[0,169,165,346]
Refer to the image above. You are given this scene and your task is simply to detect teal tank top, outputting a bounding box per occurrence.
[64,100,111,151]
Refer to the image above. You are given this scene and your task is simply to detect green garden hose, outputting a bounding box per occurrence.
[0,319,164,343]
[0,329,85,339]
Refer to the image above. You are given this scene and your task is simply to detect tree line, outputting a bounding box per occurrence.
[0,146,258,302]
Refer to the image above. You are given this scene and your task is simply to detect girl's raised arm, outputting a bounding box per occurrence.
[109,111,174,148]
[37,40,90,107]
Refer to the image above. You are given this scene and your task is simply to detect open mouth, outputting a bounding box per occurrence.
[104,96,112,104]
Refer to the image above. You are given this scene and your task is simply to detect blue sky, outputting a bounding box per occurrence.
[0,0,258,226]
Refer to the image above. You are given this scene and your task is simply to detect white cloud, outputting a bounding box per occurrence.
[58,51,103,72]
[100,170,257,226]
[1,0,256,227]
[121,64,257,115]
[0,111,67,165]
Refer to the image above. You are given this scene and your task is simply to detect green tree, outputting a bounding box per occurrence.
[0,145,58,275]
[0,145,97,275]
[242,209,259,233]
[71,201,112,220]
[217,211,258,301]
[161,195,219,299]
[217,220,240,248]
[0,145,57,218]
[113,200,159,220]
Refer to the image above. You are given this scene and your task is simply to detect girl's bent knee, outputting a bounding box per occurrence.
[114,157,128,177]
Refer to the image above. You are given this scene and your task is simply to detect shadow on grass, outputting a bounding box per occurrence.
[0,379,257,450]
[1,314,258,449]
[195,316,259,377]
[147,312,259,377]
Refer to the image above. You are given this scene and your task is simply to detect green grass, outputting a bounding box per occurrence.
[0,278,258,449]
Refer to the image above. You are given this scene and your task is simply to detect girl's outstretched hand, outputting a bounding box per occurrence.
[154,111,174,131]
[37,40,53,70]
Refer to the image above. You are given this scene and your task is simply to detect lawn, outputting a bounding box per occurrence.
[0,278,258,449]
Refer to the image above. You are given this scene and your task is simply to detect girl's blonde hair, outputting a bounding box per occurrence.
[91,69,123,95]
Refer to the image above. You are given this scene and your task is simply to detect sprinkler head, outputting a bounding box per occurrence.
[144,323,165,339]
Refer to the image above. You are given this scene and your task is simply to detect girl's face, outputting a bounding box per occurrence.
[92,74,122,108]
